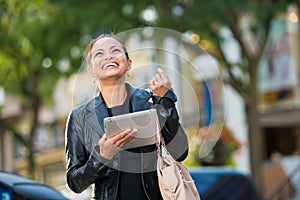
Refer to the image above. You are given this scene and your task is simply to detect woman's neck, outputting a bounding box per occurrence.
[99,82,127,108]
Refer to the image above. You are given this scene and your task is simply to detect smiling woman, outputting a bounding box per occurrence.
[64,33,189,200]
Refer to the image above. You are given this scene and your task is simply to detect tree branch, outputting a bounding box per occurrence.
[223,79,250,105]
[228,13,252,65]
[255,14,272,71]
[28,70,41,142]
[0,118,28,147]
[208,30,250,104]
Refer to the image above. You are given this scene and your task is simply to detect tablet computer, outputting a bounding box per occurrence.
[104,109,159,149]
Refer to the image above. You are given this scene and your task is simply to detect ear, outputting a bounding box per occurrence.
[88,65,95,76]
[127,59,132,71]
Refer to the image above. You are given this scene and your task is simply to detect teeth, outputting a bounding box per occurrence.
[104,62,118,68]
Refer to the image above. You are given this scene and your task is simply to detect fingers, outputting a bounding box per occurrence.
[158,68,171,86]
[157,68,168,83]
[99,135,119,160]
[153,68,168,85]
[150,68,172,97]
[149,78,156,88]
[157,67,164,74]
[99,128,138,160]
[110,128,138,148]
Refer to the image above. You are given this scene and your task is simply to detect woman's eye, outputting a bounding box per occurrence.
[94,52,103,57]
[112,49,121,53]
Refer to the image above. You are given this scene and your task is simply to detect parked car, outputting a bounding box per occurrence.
[0,171,68,200]
[189,167,262,200]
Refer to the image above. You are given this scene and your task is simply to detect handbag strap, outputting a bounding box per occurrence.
[154,108,169,157]
[155,113,163,147]
[151,95,168,157]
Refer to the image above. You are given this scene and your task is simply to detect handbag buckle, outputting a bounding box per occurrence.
[161,145,167,158]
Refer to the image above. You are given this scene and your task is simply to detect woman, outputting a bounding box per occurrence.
[65,33,188,200]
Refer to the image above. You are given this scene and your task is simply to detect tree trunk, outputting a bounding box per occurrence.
[26,140,36,179]
[26,72,41,179]
[246,76,265,191]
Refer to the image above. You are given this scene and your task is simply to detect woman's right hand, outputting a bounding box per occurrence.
[99,128,138,160]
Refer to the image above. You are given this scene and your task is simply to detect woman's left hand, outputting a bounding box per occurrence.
[150,68,172,97]
[99,128,138,160]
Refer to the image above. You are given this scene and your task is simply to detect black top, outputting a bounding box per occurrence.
[106,92,148,200]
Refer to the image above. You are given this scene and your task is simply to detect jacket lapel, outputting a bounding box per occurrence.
[85,95,109,136]
[128,84,153,112]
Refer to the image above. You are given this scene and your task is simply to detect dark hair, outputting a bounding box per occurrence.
[85,33,129,68]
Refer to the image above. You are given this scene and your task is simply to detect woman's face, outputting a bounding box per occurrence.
[89,37,131,81]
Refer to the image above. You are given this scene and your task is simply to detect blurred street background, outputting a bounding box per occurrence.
[0,0,300,199]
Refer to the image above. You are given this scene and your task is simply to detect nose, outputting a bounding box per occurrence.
[104,52,114,60]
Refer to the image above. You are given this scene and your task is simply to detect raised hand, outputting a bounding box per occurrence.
[150,68,172,97]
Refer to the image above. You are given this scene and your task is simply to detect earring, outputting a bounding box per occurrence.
[93,77,97,83]
[127,71,130,77]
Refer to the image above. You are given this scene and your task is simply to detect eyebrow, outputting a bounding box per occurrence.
[93,45,122,52]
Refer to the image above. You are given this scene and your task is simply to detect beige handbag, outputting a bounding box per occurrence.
[156,133,201,200]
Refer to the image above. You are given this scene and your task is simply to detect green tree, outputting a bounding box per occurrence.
[150,0,297,187]
[0,0,82,178]
[0,0,145,179]
[1,0,297,188]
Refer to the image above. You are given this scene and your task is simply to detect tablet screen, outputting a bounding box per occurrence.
[104,109,159,149]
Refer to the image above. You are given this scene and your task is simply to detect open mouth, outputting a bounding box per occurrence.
[103,62,119,69]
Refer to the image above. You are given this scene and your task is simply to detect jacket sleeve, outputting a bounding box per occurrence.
[153,89,189,162]
[65,110,111,193]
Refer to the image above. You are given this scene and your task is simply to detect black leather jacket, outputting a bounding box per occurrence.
[65,84,189,200]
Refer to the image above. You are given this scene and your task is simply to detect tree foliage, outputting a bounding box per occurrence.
[149,0,297,186]
[0,0,297,185]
